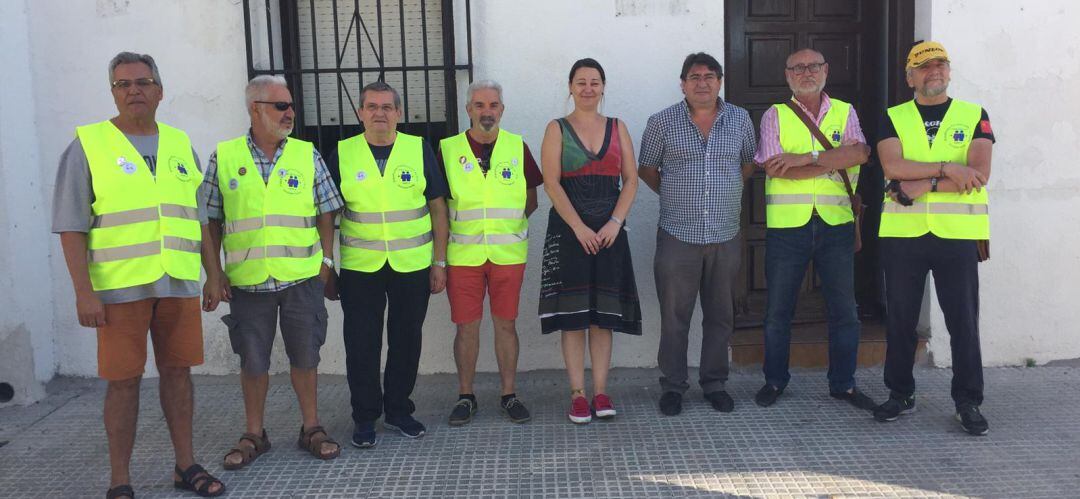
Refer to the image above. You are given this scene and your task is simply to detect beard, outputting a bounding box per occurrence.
[263,114,293,139]
[478,117,496,131]
[919,81,948,98]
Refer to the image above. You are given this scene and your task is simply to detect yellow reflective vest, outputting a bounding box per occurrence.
[880,99,989,240]
[766,98,858,228]
[338,132,433,272]
[439,130,528,266]
[215,136,322,286]
[77,120,203,291]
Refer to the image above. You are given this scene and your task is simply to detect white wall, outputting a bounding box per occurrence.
[923,1,1080,366]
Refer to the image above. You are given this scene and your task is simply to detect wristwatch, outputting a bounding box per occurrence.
[432,260,447,268]
[810,150,820,164]
[322,256,335,269]
[930,177,939,192]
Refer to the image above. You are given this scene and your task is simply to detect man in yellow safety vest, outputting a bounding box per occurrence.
[52,52,224,498]
[438,80,543,427]
[337,81,450,447]
[873,41,996,436]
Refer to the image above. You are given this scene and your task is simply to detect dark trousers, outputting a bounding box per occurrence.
[763,218,860,393]
[882,234,983,407]
[655,228,741,394]
[340,264,431,423]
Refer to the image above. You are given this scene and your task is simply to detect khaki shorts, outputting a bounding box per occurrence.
[96,297,204,381]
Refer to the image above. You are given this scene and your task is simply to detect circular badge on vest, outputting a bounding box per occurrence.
[238,167,248,176]
[463,162,474,173]
[117,156,137,174]
[279,169,304,194]
[169,157,193,182]
[496,161,515,185]
[393,165,417,189]
[228,178,239,190]
[458,155,467,165]
[945,125,970,148]
[826,127,843,146]
[355,170,367,182]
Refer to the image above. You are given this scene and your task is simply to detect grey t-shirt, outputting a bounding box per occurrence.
[51,134,207,304]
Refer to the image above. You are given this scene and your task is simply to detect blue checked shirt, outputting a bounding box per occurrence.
[639,99,757,245]
[201,131,344,292]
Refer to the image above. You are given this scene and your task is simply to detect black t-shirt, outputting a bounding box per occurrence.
[878,98,996,146]
[365,139,450,201]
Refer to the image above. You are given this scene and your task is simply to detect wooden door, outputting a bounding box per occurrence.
[725,0,892,328]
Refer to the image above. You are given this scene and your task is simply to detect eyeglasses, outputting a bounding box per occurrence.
[255,101,294,111]
[686,73,721,83]
[111,78,158,89]
[786,63,825,75]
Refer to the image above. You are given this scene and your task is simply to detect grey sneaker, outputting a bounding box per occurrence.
[448,398,477,427]
[501,396,531,424]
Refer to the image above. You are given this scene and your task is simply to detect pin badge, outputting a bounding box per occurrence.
[459,155,467,164]
[355,171,367,181]
[464,163,474,173]
[228,178,239,190]
[238,167,247,176]
[121,162,137,175]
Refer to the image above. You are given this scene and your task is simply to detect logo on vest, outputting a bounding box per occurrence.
[279,169,304,194]
[117,156,137,175]
[827,127,843,146]
[945,125,970,148]
[393,166,416,189]
[355,170,367,182]
[497,162,515,185]
[169,157,193,181]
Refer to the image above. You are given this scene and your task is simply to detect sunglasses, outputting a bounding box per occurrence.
[111,78,158,89]
[255,101,295,111]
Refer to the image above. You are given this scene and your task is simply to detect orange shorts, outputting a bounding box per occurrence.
[446,262,526,324]
[95,297,204,381]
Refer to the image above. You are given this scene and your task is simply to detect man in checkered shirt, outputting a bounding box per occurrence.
[638,52,757,417]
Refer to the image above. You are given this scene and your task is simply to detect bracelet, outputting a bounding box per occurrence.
[938,161,946,178]
[609,215,624,226]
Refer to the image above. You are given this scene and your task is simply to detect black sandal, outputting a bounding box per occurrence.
[106,484,134,499]
[173,464,225,497]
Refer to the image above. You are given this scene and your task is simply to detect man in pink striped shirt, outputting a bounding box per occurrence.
[751,48,875,411]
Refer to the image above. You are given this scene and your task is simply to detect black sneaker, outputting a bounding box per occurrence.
[659,391,683,416]
[873,396,916,422]
[956,404,989,436]
[501,396,532,424]
[383,415,426,438]
[448,398,477,426]
[754,384,783,407]
[830,387,878,411]
[351,421,377,448]
[704,391,735,413]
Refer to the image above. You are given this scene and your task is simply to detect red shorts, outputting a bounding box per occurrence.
[446,262,526,324]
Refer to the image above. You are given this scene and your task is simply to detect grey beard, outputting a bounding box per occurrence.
[920,85,948,98]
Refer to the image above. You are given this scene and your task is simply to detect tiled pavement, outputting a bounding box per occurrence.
[2,366,1079,498]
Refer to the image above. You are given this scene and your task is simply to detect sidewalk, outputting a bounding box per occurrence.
[1,366,1078,498]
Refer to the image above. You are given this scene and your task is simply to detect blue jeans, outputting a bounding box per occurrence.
[763,217,859,393]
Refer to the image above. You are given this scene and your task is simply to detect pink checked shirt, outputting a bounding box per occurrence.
[753,92,866,165]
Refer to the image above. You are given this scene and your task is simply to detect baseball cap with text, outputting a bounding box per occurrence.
[906,41,950,70]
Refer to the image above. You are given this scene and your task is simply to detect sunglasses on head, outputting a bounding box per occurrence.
[255,101,294,111]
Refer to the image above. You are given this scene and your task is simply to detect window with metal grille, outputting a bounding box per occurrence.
[242,0,473,173]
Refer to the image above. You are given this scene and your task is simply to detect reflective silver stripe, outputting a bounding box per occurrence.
[815,195,851,206]
[163,236,201,253]
[881,203,988,215]
[449,233,485,244]
[265,215,317,228]
[225,217,263,234]
[340,232,433,251]
[225,246,264,265]
[450,207,525,221]
[91,207,159,228]
[160,204,199,220]
[450,230,528,245]
[266,242,320,258]
[343,207,429,224]
[88,241,160,263]
[766,194,814,205]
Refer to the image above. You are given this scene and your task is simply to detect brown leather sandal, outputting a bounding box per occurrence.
[297,425,341,460]
[222,429,271,470]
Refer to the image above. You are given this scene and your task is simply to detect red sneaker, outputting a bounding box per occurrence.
[592,394,616,419]
[568,396,592,424]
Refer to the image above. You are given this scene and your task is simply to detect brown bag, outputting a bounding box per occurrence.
[784,101,865,253]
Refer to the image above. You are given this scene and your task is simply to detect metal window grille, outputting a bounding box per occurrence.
[242,0,473,175]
